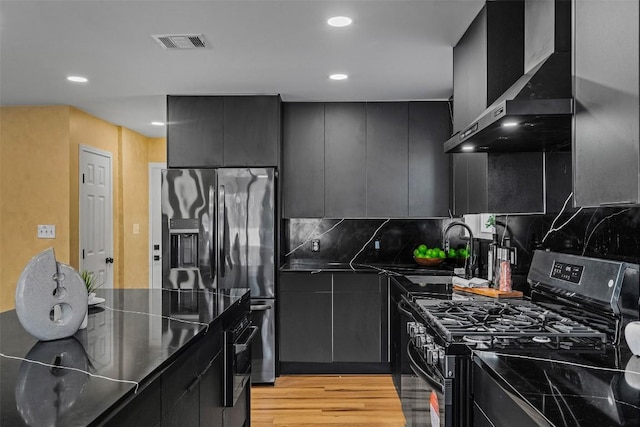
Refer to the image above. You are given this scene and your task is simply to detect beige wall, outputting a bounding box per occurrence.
[0,105,167,311]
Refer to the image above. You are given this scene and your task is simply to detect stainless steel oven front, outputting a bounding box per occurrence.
[224,314,258,407]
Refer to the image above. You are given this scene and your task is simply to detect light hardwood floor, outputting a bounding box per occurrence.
[251,375,406,426]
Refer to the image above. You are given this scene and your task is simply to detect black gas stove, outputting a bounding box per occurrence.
[401,250,639,427]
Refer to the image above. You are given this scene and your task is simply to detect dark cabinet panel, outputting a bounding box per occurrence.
[279,273,332,363]
[452,153,488,215]
[487,153,543,214]
[282,103,325,217]
[161,385,200,427]
[333,273,383,362]
[223,96,280,166]
[167,96,224,168]
[325,103,367,217]
[104,380,162,427]
[573,0,640,206]
[199,351,224,427]
[366,102,408,217]
[279,291,332,362]
[408,102,451,217]
[453,2,524,134]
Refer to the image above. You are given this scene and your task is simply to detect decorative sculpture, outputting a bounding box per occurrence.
[15,248,88,341]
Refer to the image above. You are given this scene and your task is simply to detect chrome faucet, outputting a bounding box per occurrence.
[442,221,475,278]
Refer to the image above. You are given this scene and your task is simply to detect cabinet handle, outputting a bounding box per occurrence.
[250,304,272,311]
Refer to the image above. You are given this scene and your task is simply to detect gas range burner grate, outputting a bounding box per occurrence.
[415,299,608,347]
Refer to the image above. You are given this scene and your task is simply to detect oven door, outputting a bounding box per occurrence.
[224,324,258,407]
[405,343,447,427]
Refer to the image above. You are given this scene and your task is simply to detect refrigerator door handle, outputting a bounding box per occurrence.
[208,185,215,279]
[219,185,226,278]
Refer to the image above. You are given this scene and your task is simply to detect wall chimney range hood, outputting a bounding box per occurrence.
[445,0,572,154]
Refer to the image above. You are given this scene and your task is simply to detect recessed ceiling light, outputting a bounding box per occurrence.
[461,145,474,151]
[67,76,88,83]
[327,16,353,27]
[329,73,348,81]
[502,121,518,127]
[151,121,165,126]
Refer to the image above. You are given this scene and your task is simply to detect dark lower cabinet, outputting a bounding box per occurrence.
[279,272,388,371]
[199,352,224,426]
[102,326,227,427]
[333,273,384,362]
[279,273,332,363]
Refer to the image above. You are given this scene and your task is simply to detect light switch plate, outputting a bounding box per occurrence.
[133,223,140,235]
[37,225,56,239]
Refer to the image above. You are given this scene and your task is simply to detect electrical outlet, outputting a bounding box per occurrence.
[37,224,56,239]
[133,223,140,235]
[311,239,320,252]
[374,240,380,250]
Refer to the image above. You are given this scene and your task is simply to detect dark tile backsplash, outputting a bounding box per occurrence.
[493,206,640,292]
[282,218,470,266]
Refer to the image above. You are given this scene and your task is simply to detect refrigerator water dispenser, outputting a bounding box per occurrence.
[169,218,200,269]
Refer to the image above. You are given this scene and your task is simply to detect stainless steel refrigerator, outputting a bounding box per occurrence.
[161,167,276,384]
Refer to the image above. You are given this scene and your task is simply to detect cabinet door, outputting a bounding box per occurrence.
[223,96,280,166]
[282,103,325,217]
[161,386,200,427]
[279,273,332,363]
[199,351,224,427]
[573,0,640,206]
[408,102,451,217]
[453,7,487,134]
[325,103,367,217]
[466,153,488,214]
[452,153,488,215]
[366,102,409,217]
[167,96,224,168]
[332,273,383,363]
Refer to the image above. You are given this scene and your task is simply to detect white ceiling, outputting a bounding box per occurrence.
[0,0,483,138]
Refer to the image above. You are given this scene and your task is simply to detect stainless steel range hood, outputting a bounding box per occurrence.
[445,0,572,153]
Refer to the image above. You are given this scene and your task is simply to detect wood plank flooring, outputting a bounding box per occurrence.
[251,375,406,426]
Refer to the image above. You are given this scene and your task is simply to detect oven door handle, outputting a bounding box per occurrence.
[407,341,445,393]
[234,326,259,354]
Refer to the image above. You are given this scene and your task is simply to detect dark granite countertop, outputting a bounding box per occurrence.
[280,260,455,275]
[0,288,249,427]
[473,347,640,426]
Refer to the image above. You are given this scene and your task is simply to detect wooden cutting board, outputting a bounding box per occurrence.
[453,285,523,298]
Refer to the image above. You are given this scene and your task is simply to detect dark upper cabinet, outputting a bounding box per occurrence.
[325,103,367,218]
[281,101,451,219]
[409,102,451,217]
[223,96,281,167]
[366,103,408,217]
[167,95,280,168]
[453,1,524,134]
[282,103,325,218]
[167,96,224,168]
[573,0,640,206]
[452,153,488,215]
[453,152,571,215]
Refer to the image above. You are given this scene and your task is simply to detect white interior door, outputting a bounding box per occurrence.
[149,163,165,289]
[80,146,114,289]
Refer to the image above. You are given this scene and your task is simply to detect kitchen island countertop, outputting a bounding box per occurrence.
[0,288,249,426]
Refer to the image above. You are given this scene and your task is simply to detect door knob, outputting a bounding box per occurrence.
[105,257,114,264]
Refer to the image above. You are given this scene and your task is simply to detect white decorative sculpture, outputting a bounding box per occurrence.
[15,248,88,341]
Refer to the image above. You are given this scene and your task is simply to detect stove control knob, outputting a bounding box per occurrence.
[438,349,445,362]
[415,334,426,348]
[426,335,433,344]
[407,322,418,336]
[417,325,426,335]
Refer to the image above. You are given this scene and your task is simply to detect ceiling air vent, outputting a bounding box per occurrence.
[151,34,208,49]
